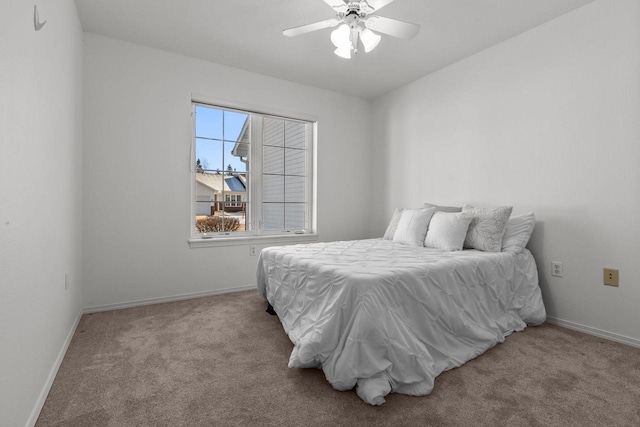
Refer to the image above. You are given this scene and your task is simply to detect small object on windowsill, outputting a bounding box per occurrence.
[202,234,214,239]
[295,231,305,234]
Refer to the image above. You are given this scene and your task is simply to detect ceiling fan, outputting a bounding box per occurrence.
[283,0,420,59]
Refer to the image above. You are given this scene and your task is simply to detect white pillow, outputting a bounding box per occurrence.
[383,208,403,240]
[502,212,536,253]
[424,212,473,251]
[393,208,436,247]
[423,202,462,213]
[462,204,513,252]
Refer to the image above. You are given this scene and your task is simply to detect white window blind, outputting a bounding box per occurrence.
[262,117,307,231]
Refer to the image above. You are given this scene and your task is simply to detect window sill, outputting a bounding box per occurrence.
[188,233,319,249]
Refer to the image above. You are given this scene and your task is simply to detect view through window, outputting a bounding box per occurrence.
[193,103,313,238]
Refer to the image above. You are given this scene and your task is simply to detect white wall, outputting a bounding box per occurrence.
[0,1,84,426]
[370,0,640,343]
[82,34,372,309]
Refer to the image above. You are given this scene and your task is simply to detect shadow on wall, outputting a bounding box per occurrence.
[527,221,556,316]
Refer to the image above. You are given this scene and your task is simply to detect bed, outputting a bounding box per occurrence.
[256,207,546,405]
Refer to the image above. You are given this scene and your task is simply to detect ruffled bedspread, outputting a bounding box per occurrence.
[256,239,546,405]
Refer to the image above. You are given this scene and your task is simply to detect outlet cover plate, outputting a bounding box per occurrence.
[551,261,563,278]
[604,268,619,287]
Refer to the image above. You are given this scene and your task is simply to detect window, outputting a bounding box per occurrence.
[225,194,241,207]
[192,101,315,241]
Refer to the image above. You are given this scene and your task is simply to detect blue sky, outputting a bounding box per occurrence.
[195,105,248,173]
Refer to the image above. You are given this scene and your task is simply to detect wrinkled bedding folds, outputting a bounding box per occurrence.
[256,239,546,405]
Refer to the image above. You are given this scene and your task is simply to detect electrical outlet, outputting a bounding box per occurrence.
[65,272,69,290]
[603,268,619,287]
[551,261,563,278]
[250,245,257,256]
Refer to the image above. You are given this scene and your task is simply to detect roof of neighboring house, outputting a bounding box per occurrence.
[231,116,250,158]
[196,172,246,193]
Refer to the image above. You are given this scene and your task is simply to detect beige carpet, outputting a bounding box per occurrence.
[37,290,640,426]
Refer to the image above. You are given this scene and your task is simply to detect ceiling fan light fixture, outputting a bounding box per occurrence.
[360,28,381,52]
[330,24,350,48]
[283,0,420,60]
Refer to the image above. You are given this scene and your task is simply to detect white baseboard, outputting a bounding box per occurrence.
[26,310,82,427]
[83,285,257,314]
[546,316,640,348]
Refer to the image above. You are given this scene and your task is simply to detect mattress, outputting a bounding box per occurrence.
[256,238,546,405]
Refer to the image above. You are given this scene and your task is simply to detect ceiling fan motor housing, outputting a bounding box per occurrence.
[337,1,371,54]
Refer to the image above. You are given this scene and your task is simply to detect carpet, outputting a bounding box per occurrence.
[37,290,640,426]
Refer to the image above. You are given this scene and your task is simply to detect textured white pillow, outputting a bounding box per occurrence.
[383,208,403,240]
[502,212,536,253]
[463,204,513,252]
[393,208,436,247]
[424,212,473,251]
[423,202,462,213]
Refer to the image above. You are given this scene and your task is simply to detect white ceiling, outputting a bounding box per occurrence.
[75,0,596,100]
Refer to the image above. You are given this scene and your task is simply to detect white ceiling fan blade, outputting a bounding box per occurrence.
[283,19,340,37]
[323,0,348,13]
[361,0,396,13]
[365,15,420,40]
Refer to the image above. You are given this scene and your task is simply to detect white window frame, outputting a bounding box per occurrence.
[189,94,318,248]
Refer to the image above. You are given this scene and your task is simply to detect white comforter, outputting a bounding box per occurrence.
[256,239,546,405]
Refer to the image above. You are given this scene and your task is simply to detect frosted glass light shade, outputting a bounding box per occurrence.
[334,45,351,59]
[360,28,381,52]
[331,24,350,48]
